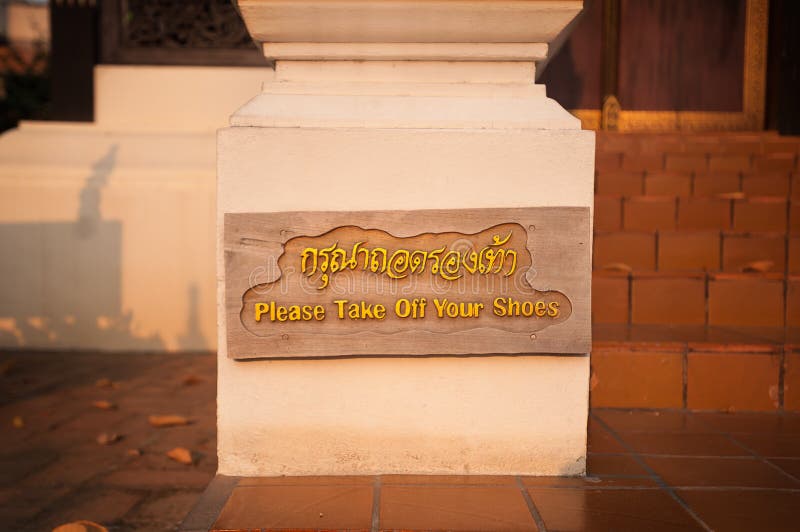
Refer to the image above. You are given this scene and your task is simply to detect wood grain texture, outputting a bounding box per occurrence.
[224,207,591,359]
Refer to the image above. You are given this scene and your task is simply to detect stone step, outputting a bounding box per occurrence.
[596,169,799,197]
[595,194,799,233]
[591,323,800,412]
[593,229,800,274]
[592,270,800,328]
[596,131,800,158]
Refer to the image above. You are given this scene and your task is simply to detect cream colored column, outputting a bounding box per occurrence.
[218,0,593,476]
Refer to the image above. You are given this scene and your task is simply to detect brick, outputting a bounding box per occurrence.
[708,275,785,327]
[763,138,800,155]
[591,349,683,408]
[596,152,622,171]
[682,137,720,154]
[790,237,800,273]
[644,172,692,196]
[732,198,788,233]
[658,231,721,271]
[596,171,643,195]
[786,353,800,412]
[741,173,790,196]
[720,137,763,155]
[592,273,629,324]
[631,274,706,325]
[622,154,664,172]
[791,202,800,234]
[687,352,780,412]
[596,171,644,196]
[641,135,683,153]
[666,153,707,172]
[709,154,751,172]
[787,278,800,327]
[722,233,786,273]
[692,172,741,197]
[598,133,641,153]
[754,153,796,172]
[678,198,731,230]
[594,232,656,270]
[594,195,622,231]
[623,197,676,231]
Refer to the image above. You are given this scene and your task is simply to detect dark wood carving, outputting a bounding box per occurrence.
[100,0,266,66]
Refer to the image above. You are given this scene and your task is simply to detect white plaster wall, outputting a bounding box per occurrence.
[0,65,272,351]
[217,117,594,475]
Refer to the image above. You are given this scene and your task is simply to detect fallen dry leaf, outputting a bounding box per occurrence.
[166,447,194,465]
[148,415,190,428]
[716,191,746,200]
[0,359,15,376]
[182,375,203,386]
[96,433,122,446]
[52,520,108,532]
[601,262,632,273]
[95,378,113,388]
[12,416,23,428]
[92,400,116,411]
[741,260,774,273]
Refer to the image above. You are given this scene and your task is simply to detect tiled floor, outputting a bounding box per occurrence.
[3,351,800,531]
[0,351,217,531]
[203,409,800,532]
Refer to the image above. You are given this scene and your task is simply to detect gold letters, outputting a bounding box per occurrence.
[300,231,518,289]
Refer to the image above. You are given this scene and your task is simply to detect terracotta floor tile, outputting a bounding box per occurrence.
[657,231,721,271]
[594,232,656,270]
[587,453,650,476]
[592,274,630,324]
[643,456,799,488]
[594,410,711,434]
[687,352,781,412]
[379,485,537,531]
[380,475,515,486]
[786,353,800,411]
[521,476,656,488]
[528,488,705,532]
[212,485,373,530]
[694,412,800,436]
[620,432,749,457]
[729,434,800,458]
[631,276,706,326]
[590,350,683,408]
[237,476,374,486]
[587,418,626,453]
[678,489,800,532]
[767,458,800,480]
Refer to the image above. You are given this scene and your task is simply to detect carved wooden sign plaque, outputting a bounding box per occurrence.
[224,207,590,359]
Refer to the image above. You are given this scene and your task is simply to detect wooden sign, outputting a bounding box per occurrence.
[224,207,590,359]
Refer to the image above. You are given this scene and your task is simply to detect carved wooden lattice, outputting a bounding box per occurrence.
[101,0,264,65]
[121,0,254,49]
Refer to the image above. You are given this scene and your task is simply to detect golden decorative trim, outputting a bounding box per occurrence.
[572,0,768,131]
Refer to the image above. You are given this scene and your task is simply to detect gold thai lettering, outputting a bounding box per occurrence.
[300,231,518,289]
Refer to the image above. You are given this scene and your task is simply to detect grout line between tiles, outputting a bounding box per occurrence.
[682,343,689,409]
[515,476,548,532]
[687,413,800,486]
[779,345,786,411]
[590,412,714,532]
[370,475,381,532]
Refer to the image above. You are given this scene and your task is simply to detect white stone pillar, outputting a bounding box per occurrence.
[217,0,593,476]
